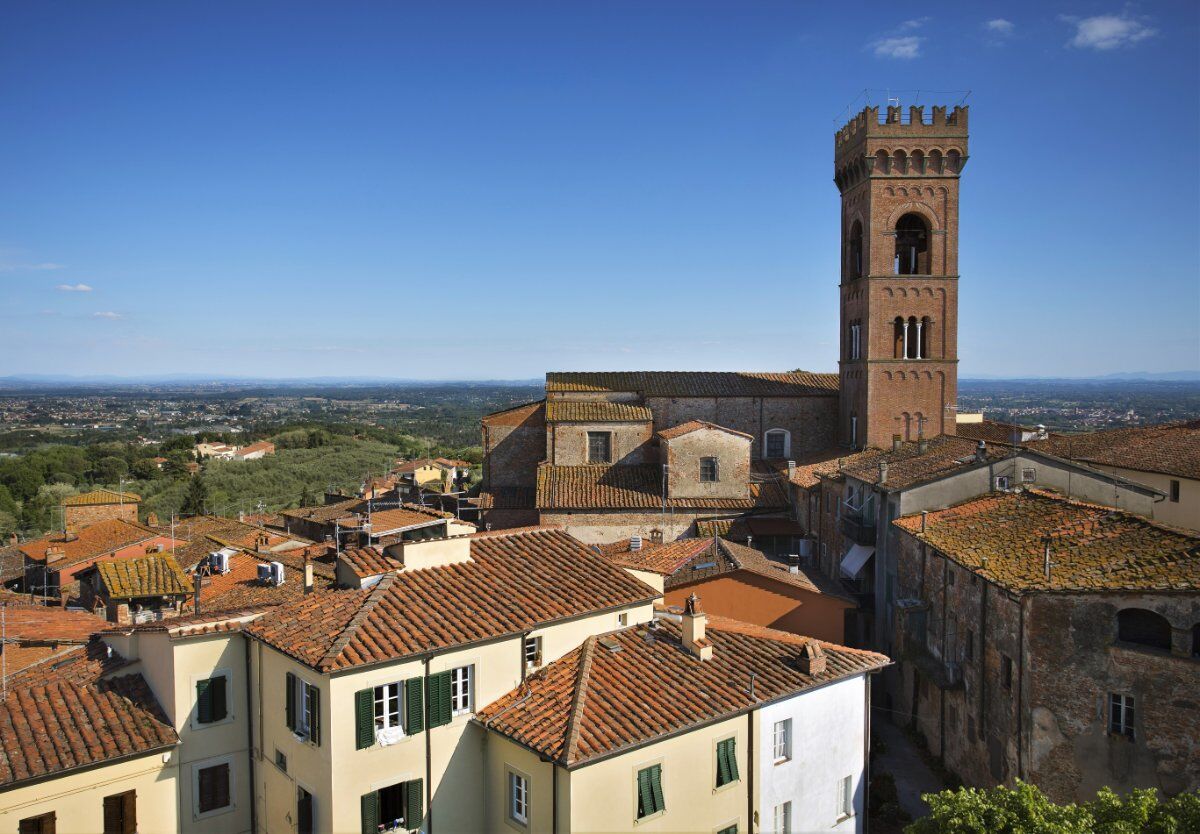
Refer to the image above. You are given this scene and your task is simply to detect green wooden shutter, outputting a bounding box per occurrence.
[307,685,321,746]
[649,764,664,814]
[725,739,739,783]
[403,779,424,828]
[360,791,379,834]
[427,671,452,729]
[716,738,738,786]
[211,676,227,722]
[405,678,424,733]
[718,826,737,834]
[355,689,375,750]
[196,678,212,724]
[285,672,296,731]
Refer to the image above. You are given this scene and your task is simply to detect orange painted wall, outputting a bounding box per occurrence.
[665,570,852,644]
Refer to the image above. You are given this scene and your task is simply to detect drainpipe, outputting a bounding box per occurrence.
[864,674,872,834]
[424,652,434,834]
[746,710,755,833]
[1016,595,1027,781]
[244,637,257,834]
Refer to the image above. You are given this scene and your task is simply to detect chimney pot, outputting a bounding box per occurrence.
[303,556,314,594]
[629,535,642,551]
[797,639,827,675]
[975,440,987,463]
[681,593,712,661]
[879,461,889,484]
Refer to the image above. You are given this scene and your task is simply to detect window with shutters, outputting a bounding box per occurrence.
[774,801,792,834]
[195,671,229,726]
[18,813,55,834]
[450,665,473,716]
[375,682,402,730]
[715,737,739,788]
[195,758,233,817]
[363,780,423,833]
[297,787,315,834]
[773,719,792,763]
[508,769,530,825]
[524,636,542,669]
[103,790,137,834]
[635,763,665,820]
[357,677,423,748]
[286,673,321,745]
[699,457,719,483]
[587,432,612,464]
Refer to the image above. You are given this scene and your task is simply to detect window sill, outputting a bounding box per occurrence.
[712,779,739,794]
[634,811,666,826]
[835,812,855,825]
[194,803,235,822]
[192,715,235,731]
[773,756,791,766]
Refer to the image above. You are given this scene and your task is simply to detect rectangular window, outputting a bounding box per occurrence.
[850,415,858,447]
[587,432,612,464]
[196,674,228,724]
[1022,468,1037,484]
[275,749,287,772]
[700,457,719,482]
[1001,655,1013,690]
[1109,693,1135,739]
[766,432,787,459]
[286,673,321,745]
[197,762,231,814]
[773,719,792,762]
[715,737,739,787]
[1170,479,1180,503]
[450,665,473,716]
[774,801,791,834]
[636,764,665,819]
[509,771,529,825]
[103,790,137,834]
[524,636,543,669]
[375,682,402,730]
[838,775,854,819]
[617,612,629,627]
[18,815,55,834]
[371,780,423,832]
[297,787,314,834]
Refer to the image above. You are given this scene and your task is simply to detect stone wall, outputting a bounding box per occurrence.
[64,501,138,533]
[481,402,545,490]
[664,428,750,501]
[645,396,838,459]
[547,421,654,466]
[538,509,748,545]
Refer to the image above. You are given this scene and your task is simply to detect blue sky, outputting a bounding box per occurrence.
[2,1,1197,379]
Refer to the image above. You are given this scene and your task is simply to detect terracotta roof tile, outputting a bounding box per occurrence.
[545,401,653,423]
[545,371,839,397]
[1031,419,1200,480]
[0,605,108,643]
[894,489,1200,593]
[477,487,537,510]
[594,538,712,575]
[195,550,334,610]
[246,528,658,671]
[478,615,887,767]
[481,400,546,428]
[95,554,191,599]
[658,420,753,441]
[339,546,404,579]
[956,419,1055,446]
[340,505,450,533]
[18,519,160,569]
[4,637,134,690]
[536,463,788,510]
[61,489,140,507]
[840,435,1011,491]
[279,498,365,524]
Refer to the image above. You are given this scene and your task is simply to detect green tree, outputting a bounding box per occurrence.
[131,458,161,480]
[300,484,316,507]
[180,475,209,516]
[93,455,129,484]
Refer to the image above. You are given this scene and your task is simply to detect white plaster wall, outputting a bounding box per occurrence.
[757,675,867,834]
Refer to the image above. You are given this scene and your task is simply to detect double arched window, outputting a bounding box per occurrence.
[893,316,931,359]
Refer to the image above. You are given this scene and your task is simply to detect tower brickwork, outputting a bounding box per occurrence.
[834,104,968,449]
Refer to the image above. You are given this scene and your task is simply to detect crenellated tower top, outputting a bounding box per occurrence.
[834,105,969,193]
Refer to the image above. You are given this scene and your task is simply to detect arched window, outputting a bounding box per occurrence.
[920,315,931,359]
[847,220,863,279]
[874,149,890,174]
[893,317,905,358]
[911,149,925,174]
[895,213,931,275]
[765,429,791,459]
[928,149,943,174]
[946,149,962,173]
[894,150,908,174]
[906,316,919,359]
[1117,608,1172,651]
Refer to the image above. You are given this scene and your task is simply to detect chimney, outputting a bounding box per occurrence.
[975,440,987,463]
[303,555,314,595]
[45,546,66,564]
[796,639,827,676]
[238,510,245,522]
[787,460,796,480]
[681,593,713,661]
[920,510,928,533]
[917,434,929,454]
[59,590,69,608]
[878,461,889,485]
[892,434,903,452]
[193,571,202,614]
[629,535,643,551]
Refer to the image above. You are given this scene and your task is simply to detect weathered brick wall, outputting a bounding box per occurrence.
[664,429,750,501]
[64,502,137,533]
[1025,593,1200,802]
[548,421,654,466]
[645,396,838,458]
[481,403,545,490]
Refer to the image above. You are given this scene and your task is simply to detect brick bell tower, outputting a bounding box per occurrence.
[834,104,968,449]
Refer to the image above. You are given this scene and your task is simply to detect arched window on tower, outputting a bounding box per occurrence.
[920,316,931,358]
[895,213,931,275]
[847,220,863,279]
[893,317,905,358]
[907,316,919,359]
[874,149,890,174]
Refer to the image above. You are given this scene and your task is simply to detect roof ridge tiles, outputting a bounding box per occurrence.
[563,635,598,765]
[319,573,397,669]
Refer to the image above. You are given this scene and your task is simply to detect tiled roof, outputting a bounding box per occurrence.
[535,463,789,510]
[840,435,1011,491]
[0,674,177,787]
[0,605,108,643]
[658,420,754,441]
[393,459,440,474]
[482,400,546,428]
[545,401,653,423]
[1030,419,1200,480]
[894,489,1200,593]
[434,458,472,468]
[18,519,159,568]
[339,546,404,579]
[95,554,191,599]
[477,487,537,510]
[594,538,712,575]
[5,637,134,690]
[235,441,275,455]
[61,489,141,507]
[956,419,1052,446]
[477,615,887,767]
[279,498,366,524]
[708,540,853,599]
[196,551,334,610]
[340,505,449,533]
[246,528,658,672]
[160,514,310,570]
[545,371,839,397]
[766,448,873,489]
[0,545,25,583]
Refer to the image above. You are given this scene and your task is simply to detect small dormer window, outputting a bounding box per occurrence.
[700,457,719,482]
[587,432,612,464]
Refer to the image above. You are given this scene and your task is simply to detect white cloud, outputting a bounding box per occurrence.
[986,19,1015,35]
[873,36,923,59]
[1062,14,1156,50]
[899,18,928,31]
[56,283,93,292]
[92,311,123,319]
[0,262,65,273]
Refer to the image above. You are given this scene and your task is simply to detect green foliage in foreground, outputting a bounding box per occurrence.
[906,782,1200,834]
